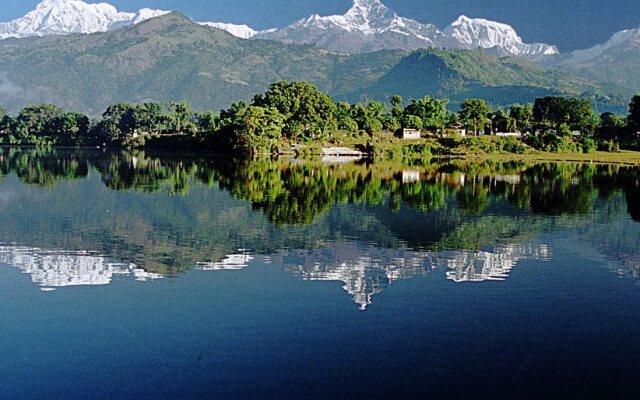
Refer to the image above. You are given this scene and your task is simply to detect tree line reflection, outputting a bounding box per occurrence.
[1,147,638,223]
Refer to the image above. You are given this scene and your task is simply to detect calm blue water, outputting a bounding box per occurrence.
[0,149,639,399]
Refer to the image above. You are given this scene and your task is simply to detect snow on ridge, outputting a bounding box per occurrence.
[444,15,559,57]
[556,28,640,65]
[0,0,169,39]
[0,0,560,58]
[0,0,268,41]
[256,0,559,57]
[199,22,258,39]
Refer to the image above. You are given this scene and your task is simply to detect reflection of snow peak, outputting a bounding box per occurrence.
[0,245,162,290]
[0,242,550,307]
[274,243,551,310]
[444,245,551,283]
[197,253,254,271]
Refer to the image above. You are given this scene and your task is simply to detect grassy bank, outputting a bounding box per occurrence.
[465,151,640,165]
[278,134,640,165]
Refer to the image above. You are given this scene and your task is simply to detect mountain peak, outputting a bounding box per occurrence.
[349,0,389,14]
[1,0,560,59]
[444,15,559,57]
[345,0,395,29]
[0,0,169,39]
[451,15,511,29]
[257,0,558,57]
[453,15,472,24]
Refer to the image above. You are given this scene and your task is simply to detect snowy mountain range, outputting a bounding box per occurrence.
[255,0,559,57]
[198,22,259,40]
[4,0,639,66]
[443,16,559,57]
[0,0,558,58]
[0,0,169,39]
[551,28,640,66]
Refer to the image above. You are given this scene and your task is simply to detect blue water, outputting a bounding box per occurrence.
[0,150,639,399]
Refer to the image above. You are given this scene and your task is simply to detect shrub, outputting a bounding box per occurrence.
[599,140,620,152]
[524,133,544,150]
[581,137,597,154]
[121,135,146,149]
[499,136,528,154]
[544,134,579,153]
[402,143,432,157]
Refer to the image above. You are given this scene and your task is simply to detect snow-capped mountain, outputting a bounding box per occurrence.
[255,0,456,54]
[255,0,559,57]
[0,0,169,39]
[0,0,559,59]
[199,22,259,40]
[552,28,640,66]
[543,25,640,91]
[444,16,558,57]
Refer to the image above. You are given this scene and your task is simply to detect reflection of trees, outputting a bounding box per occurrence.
[92,152,195,195]
[626,188,640,222]
[212,158,388,225]
[2,150,639,224]
[0,148,640,224]
[0,147,89,186]
[457,182,490,214]
[2,148,640,225]
[1,149,640,277]
[398,181,448,212]
[507,164,598,216]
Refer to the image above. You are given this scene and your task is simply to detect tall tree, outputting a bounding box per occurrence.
[252,81,336,140]
[17,104,64,136]
[48,112,90,145]
[169,102,193,133]
[628,94,640,132]
[491,109,510,133]
[233,106,285,155]
[460,99,492,135]
[390,95,403,120]
[509,103,533,132]
[404,96,449,131]
[533,96,597,134]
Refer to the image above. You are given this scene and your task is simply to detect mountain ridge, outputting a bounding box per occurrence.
[0,13,627,115]
[255,0,558,57]
[0,0,559,58]
[544,26,640,92]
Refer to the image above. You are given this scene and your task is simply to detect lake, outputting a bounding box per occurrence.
[0,148,639,399]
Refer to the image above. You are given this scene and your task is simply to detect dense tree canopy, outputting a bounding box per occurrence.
[1,80,639,154]
[533,97,598,134]
[403,96,450,130]
[252,81,337,140]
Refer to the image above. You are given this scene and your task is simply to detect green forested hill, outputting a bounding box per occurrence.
[0,12,629,114]
[350,49,630,111]
[559,47,640,97]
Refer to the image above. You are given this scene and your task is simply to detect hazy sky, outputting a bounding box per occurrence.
[2,0,640,51]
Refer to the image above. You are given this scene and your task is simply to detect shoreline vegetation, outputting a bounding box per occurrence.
[2,81,640,163]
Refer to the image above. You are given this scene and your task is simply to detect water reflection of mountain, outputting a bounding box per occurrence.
[0,245,162,290]
[272,242,551,310]
[0,240,550,309]
[197,253,254,271]
[0,148,639,283]
[442,244,551,283]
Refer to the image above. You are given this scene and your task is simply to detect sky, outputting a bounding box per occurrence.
[1,0,640,52]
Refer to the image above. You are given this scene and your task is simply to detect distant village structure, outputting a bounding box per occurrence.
[397,128,421,140]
